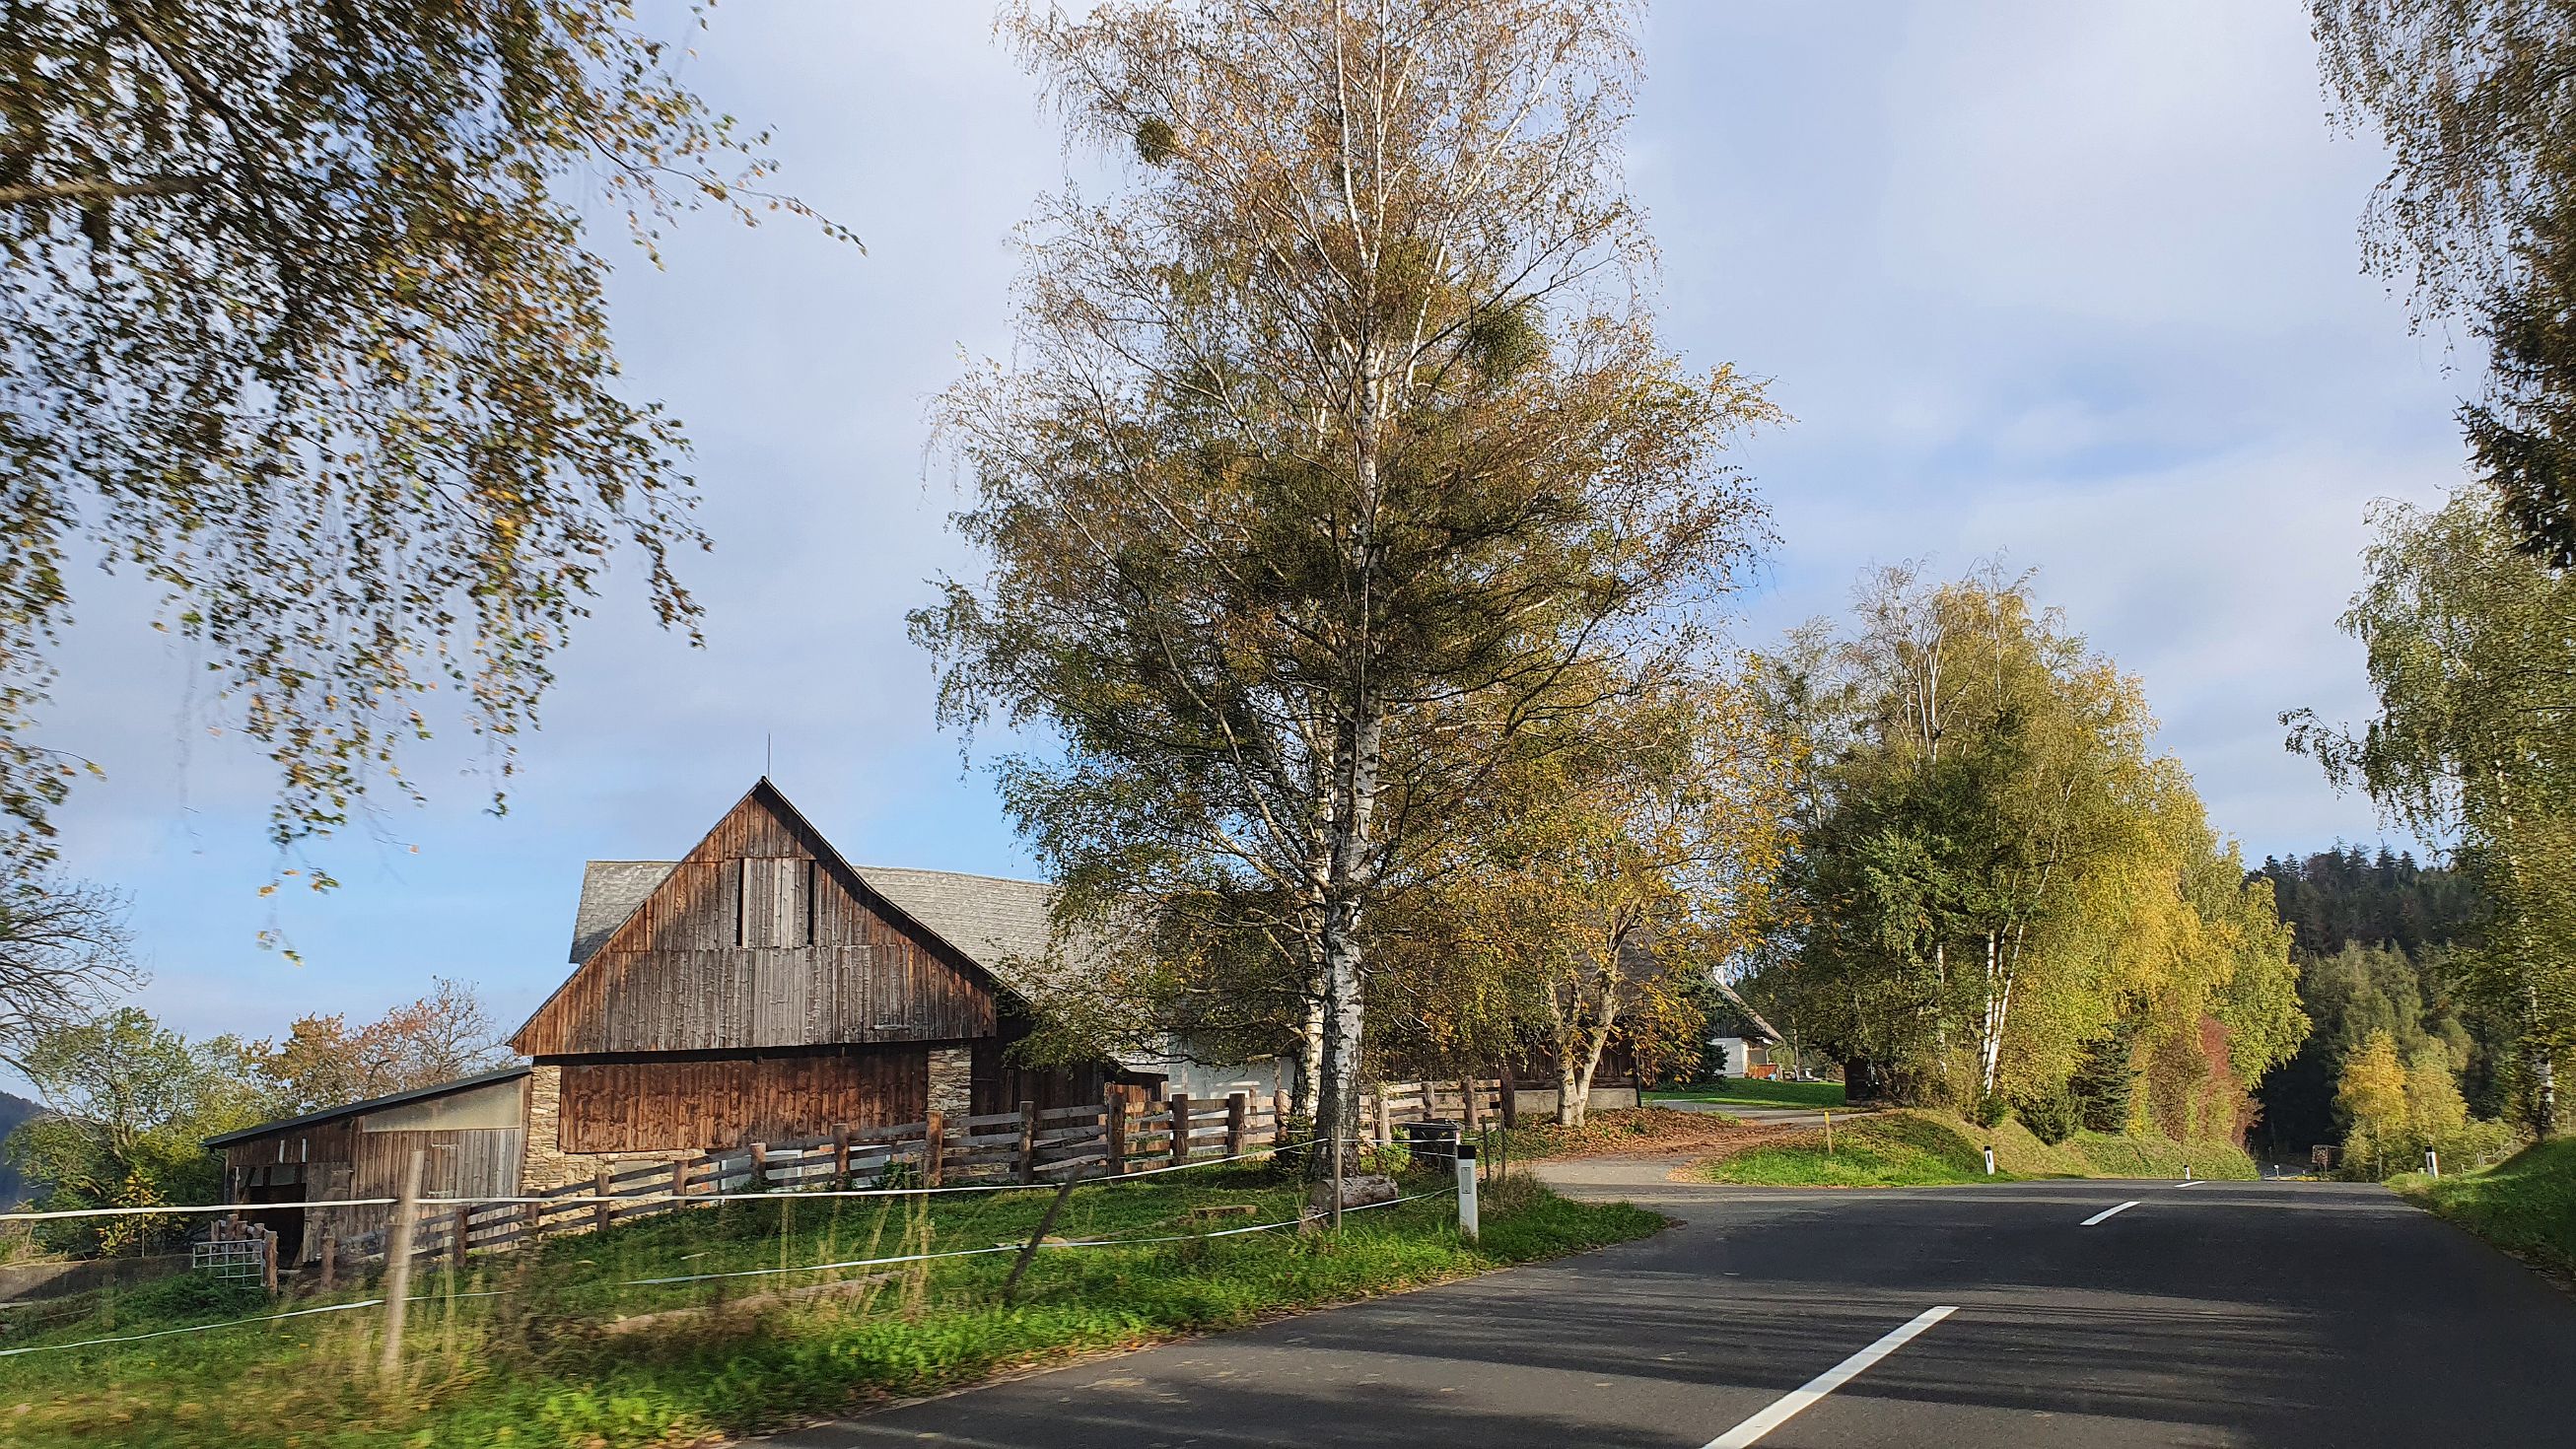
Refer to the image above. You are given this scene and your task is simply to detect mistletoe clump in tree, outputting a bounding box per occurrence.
[915,0,1770,1165]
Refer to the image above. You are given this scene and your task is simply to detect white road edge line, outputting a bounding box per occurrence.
[2171,1180,2204,1188]
[2081,1200,2142,1225]
[1700,1305,1957,1449]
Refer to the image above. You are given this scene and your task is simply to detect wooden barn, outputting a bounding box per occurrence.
[508,778,1140,1191]
[205,1067,529,1265]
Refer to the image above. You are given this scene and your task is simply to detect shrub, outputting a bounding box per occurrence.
[1969,1093,2011,1130]
[2015,1086,2080,1145]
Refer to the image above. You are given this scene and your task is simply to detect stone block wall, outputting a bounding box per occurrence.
[928,1046,973,1119]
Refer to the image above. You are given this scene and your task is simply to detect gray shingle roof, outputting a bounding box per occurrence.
[564,854,1066,995]
[853,865,1058,994]
[569,861,679,963]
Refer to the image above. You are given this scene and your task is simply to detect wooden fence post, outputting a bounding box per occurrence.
[671,1154,694,1209]
[1105,1092,1128,1176]
[451,1206,470,1272]
[1225,1092,1247,1158]
[1373,1088,1392,1146]
[523,1197,543,1245]
[749,1141,769,1194]
[1169,1092,1191,1167]
[832,1125,852,1185]
[1017,1100,1039,1185]
[1461,1078,1481,1132]
[318,1231,336,1291]
[380,1148,424,1386]
[592,1168,612,1233]
[923,1113,945,1187]
[1272,1091,1290,1148]
[260,1227,279,1297]
[1498,1061,1519,1129]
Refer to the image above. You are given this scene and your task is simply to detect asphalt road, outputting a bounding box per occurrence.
[769,1161,2576,1448]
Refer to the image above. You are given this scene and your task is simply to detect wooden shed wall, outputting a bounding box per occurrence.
[223,1076,526,1264]
[556,1047,932,1152]
[516,790,998,1056]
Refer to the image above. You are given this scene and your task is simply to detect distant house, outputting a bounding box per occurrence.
[1707,977,1786,1078]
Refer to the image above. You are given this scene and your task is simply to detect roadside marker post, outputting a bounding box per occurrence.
[2184,1164,2193,1183]
[1983,1146,1995,1176]
[1455,1141,1480,1244]
[2426,1149,2440,1178]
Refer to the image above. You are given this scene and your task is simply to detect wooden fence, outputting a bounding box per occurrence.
[233,1079,1500,1284]
[1360,1079,1506,1141]
[340,1090,1292,1277]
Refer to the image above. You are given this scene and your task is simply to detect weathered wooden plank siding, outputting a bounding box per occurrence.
[556,1047,931,1152]
[516,790,998,1056]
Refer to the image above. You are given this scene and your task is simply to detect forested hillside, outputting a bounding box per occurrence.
[2249,848,2498,1157]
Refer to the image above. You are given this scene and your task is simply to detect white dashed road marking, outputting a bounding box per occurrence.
[1700,1306,1958,1449]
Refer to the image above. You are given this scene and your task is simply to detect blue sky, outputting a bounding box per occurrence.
[41,2,2472,1059]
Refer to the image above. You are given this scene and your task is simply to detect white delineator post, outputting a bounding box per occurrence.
[2426,1149,2440,1178]
[1455,1140,1480,1244]
[1983,1146,1995,1176]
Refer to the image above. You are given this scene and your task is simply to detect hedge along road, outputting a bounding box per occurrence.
[772,1164,2576,1448]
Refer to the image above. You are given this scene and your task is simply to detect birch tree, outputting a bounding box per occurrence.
[915,0,1768,1158]
[1759,566,2302,1118]
[2311,0,2576,565]
[2288,484,2576,1134]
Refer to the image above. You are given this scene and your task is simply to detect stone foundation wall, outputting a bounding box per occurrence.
[927,1046,973,1119]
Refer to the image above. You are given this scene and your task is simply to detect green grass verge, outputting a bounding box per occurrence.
[2394,1137,2576,1277]
[1646,1079,1846,1109]
[1696,1109,2257,1187]
[1698,1111,2009,1186]
[0,1166,1656,1449]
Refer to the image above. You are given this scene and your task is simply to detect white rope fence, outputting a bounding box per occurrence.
[0,1137,1493,1360]
[0,1184,1465,1358]
[0,1139,1322,1223]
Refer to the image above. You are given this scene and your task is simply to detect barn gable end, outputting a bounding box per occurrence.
[510,780,1002,1058]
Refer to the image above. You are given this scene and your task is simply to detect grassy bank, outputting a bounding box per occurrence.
[2394,1138,2576,1278]
[1698,1111,2004,1186]
[1695,1109,2257,1187]
[0,1165,1656,1448]
[1492,1105,1748,1162]
[1646,1079,1845,1109]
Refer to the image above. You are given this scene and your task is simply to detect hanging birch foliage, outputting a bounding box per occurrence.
[0,0,847,870]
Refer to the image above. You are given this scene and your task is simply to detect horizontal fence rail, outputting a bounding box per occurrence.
[305,1089,1304,1279]
[166,1079,1506,1286]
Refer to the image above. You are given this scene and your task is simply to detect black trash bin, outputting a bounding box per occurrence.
[1404,1119,1460,1173]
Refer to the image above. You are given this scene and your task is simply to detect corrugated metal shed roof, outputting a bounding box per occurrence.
[202,1066,530,1147]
